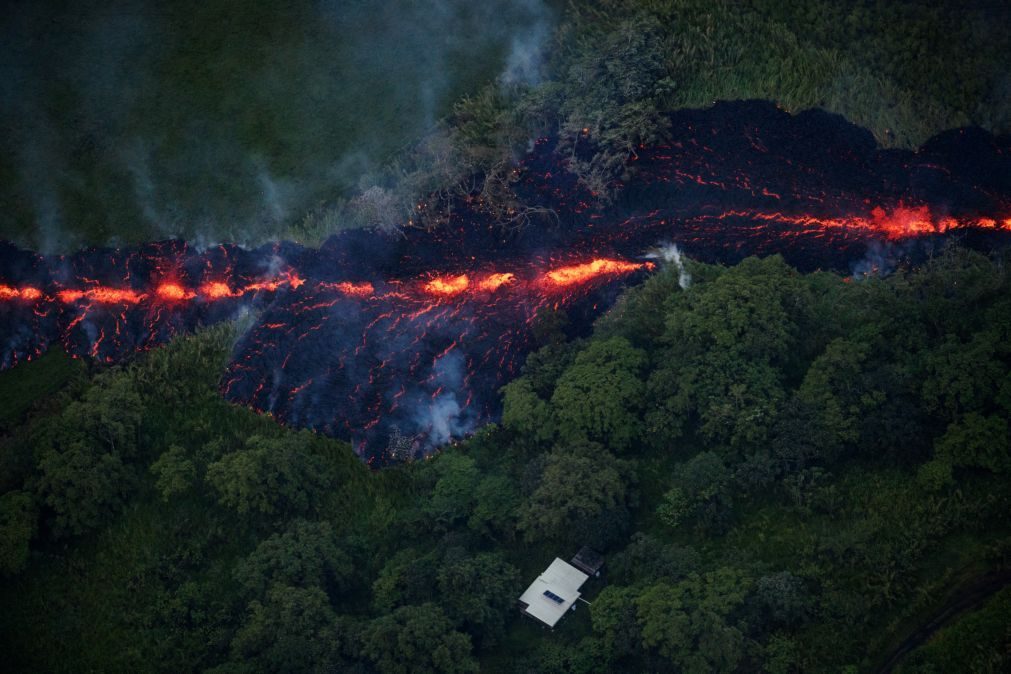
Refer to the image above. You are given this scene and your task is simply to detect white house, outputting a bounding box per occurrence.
[517,558,590,628]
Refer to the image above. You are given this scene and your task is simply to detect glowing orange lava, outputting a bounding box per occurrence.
[56,287,142,304]
[0,285,41,301]
[156,283,195,301]
[200,282,237,299]
[424,274,470,296]
[89,287,143,303]
[477,273,515,292]
[332,281,375,297]
[543,258,650,287]
[869,205,943,238]
[729,205,1011,240]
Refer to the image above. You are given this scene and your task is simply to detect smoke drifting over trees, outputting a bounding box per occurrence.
[0,0,557,250]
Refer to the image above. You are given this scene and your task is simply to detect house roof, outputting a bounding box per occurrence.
[518,558,590,627]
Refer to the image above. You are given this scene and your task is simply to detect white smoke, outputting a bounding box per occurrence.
[849,239,925,280]
[421,395,464,448]
[646,243,692,289]
[412,349,476,449]
[499,0,552,87]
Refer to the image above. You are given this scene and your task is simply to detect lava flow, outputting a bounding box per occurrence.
[2,101,1010,461]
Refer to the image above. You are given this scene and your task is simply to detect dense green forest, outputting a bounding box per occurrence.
[2,248,1009,671]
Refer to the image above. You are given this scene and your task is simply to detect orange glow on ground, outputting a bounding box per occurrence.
[244,280,281,293]
[869,205,939,238]
[87,287,143,304]
[543,259,649,287]
[476,273,515,292]
[200,282,237,299]
[333,281,375,297]
[55,287,143,304]
[156,283,195,301]
[424,274,470,296]
[1,285,42,301]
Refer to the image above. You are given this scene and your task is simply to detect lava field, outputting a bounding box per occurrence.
[2,102,1009,460]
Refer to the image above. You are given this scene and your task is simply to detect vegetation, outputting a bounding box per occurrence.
[2,247,1009,671]
[0,0,550,249]
[3,0,1009,247]
[300,0,1011,239]
[2,1,1010,670]
[0,349,85,431]
[897,584,1011,673]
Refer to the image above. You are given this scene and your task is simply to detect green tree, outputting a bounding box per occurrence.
[360,603,477,674]
[0,490,35,575]
[518,444,633,543]
[797,338,876,453]
[35,434,135,537]
[436,551,519,647]
[934,413,1010,473]
[501,378,555,445]
[150,445,196,501]
[922,332,1005,420]
[373,549,438,613]
[673,256,803,365]
[229,584,341,672]
[591,586,642,662]
[235,520,353,598]
[751,571,809,627]
[206,433,332,518]
[551,337,647,451]
[424,453,480,529]
[916,458,954,492]
[659,452,733,533]
[636,568,752,672]
[33,373,144,536]
[467,475,520,540]
[648,256,806,449]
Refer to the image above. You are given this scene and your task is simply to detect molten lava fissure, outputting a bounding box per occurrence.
[544,259,653,287]
[2,101,1010,461]
[424,274,470,296]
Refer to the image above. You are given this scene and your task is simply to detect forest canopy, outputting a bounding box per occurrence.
[2,247,1009,671]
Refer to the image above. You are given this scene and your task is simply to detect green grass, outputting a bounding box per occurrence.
[0,349,84,430]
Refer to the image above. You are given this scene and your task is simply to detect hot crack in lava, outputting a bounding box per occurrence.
[424,274,470,296]
[2,101,1011,462]
[545,259,654,287]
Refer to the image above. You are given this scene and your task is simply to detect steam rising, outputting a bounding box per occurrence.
[646,243,692,288]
